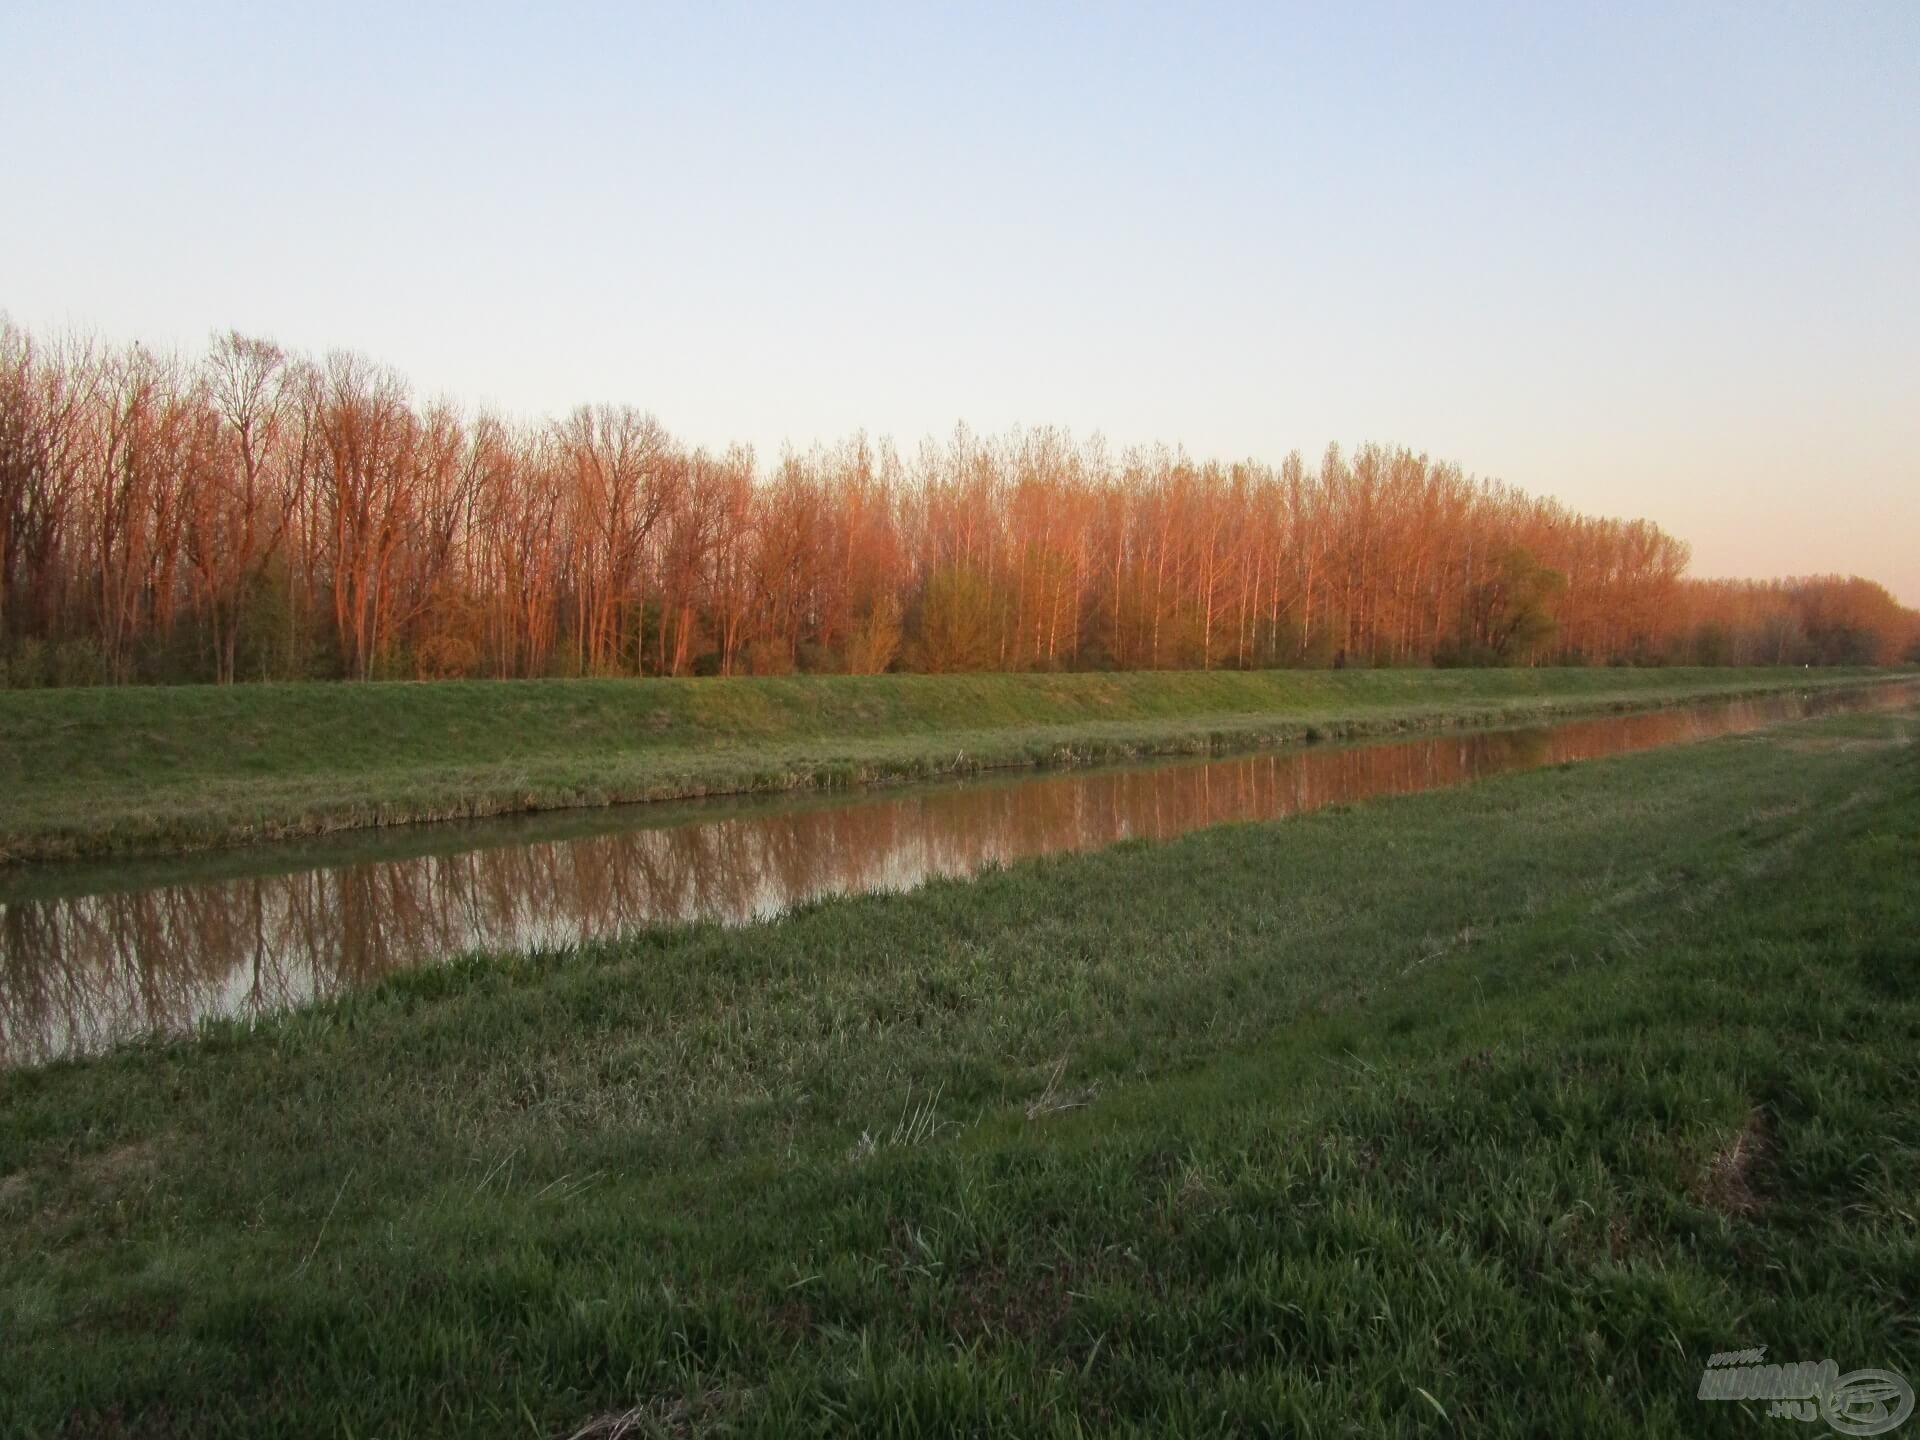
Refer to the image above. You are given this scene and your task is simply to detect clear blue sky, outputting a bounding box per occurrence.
[4,1,1915,600]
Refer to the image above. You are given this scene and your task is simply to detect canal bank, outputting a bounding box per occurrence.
[0,666,1902,864]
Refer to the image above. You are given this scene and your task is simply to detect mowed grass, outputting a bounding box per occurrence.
[2,705,1917,1436]
[0,665,1896,862]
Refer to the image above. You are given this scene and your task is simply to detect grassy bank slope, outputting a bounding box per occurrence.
[2,702,1917,1436]
[0,665,1896,862]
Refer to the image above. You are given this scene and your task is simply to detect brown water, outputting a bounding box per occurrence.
[2,683,1912,1067]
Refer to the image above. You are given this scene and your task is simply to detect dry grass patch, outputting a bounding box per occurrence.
[561,1388,749,1440]
[1693,1109,1770,1217]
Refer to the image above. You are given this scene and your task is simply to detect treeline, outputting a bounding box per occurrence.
[2,318,1914,686]
[1670,575,1918,669]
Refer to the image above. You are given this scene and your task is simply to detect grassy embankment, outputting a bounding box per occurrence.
[2,700,1917,1436]
[0,665,1898,863]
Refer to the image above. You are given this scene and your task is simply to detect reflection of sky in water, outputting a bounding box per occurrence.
[3,685,1911,1067]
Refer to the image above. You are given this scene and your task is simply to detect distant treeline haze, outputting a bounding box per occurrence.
[1,319,1914,686]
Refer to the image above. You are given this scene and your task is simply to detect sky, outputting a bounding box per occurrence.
[3,1,1915,601]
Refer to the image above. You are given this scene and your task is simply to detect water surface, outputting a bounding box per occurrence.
[3,683,1911,1067]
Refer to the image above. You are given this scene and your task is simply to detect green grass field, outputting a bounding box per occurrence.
[0,666,1897,863]
[2,700,1916,1436]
